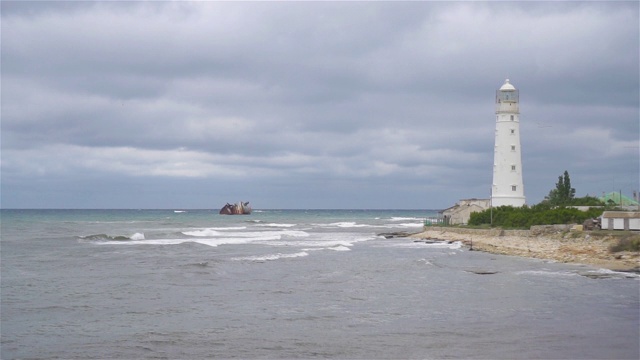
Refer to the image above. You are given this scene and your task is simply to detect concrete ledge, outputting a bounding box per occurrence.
[423,226,530,237]
[424,225,574,237]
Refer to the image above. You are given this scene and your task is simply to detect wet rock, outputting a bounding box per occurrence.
[378,231,416,239]
[465,270,499,275]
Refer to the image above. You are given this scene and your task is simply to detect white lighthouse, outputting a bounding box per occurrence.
[491,79,526,207]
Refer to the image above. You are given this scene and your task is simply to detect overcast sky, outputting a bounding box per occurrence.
[1,1,638,209]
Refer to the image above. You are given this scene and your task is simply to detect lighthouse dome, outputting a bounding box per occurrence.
[500,79,516,91]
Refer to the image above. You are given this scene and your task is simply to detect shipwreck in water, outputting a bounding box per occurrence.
[219,201,252,215]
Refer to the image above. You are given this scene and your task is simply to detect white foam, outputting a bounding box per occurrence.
[267,239,350,247]
[515,270,580,278]
[329,245,351,251]
[98,234,285,247]
[183,229,221,237]
[382,242,433,248]
[191,235,282,247]
[266,233,376,248]
[581,268,640,279]
[183,228,305,238]
[130,232,145,240]
[99,239,187,246]
[445,241,463,249]
[326,222,370,228]
[390,217,422,222]
[236,230,309,238]
[173,210,186,213]
[97,227,313,248]
[395,222,424,228]
[381,241,463,250]
[212,226,247,231]
[262,223,296,228]
[376,223,423,229]
[233,251,309,262]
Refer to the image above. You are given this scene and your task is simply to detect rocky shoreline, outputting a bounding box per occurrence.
[407,227,640,273]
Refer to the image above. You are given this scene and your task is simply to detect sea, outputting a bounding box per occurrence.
[1,209,638,360]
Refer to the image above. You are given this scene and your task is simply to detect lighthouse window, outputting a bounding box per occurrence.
[511,145,516,151]
[510,115,514,121]
[512,185,517,191]
[510,129,515,134]
[511,165,516,171]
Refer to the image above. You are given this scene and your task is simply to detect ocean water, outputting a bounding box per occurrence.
[1,209,638,359]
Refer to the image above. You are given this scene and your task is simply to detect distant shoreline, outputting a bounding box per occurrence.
[410,227,640,273]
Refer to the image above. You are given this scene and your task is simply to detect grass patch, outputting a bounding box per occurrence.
[569,231,582,239]
[609,233,640,253]
[460,224,493,229]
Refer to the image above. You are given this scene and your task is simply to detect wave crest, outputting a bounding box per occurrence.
[79,233,145,241]
[232,252,309,262]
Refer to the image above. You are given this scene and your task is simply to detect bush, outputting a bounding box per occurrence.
[570,196,605,206]
[609,235,640,253]
[468,205,605,229]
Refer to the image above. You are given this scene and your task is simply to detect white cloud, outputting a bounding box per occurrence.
[1,1,638,208]
[3,145,221,178]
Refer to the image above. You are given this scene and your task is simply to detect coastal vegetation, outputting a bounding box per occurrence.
[420,170,639,270]
[609,233,640,252]
[468,203,604,229]
[545,170,576,206]
[469,170,609,229]
[542,170,603,206]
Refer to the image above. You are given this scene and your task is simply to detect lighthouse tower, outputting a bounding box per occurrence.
[492,79,526,207]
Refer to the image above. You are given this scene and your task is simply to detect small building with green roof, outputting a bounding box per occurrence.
[599,192,639,207]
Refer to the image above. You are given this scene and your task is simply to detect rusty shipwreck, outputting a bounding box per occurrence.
[219,201,252,215]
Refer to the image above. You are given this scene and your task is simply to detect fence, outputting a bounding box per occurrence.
[424,216,446,226]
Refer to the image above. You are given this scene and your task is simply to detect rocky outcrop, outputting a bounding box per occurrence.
[377,231,420,239]
[410,226,639,272]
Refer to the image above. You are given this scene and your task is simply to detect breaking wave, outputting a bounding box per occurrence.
[92,229,311,248]
[79,233,145,241]
[262,223,297,228]
[329,245,351,251]
[232,252,310,262]
[325,222,370,228]
[389,217,423,222]
[182,227,247,237]
[381,241,462,249]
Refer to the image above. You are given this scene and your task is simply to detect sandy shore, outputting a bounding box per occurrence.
[410,227,640,272]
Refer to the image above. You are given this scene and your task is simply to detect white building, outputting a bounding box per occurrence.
[441,198,491,225]
[601,211,640,231]
[491,79,526,207]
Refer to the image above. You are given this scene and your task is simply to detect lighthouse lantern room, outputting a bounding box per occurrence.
[491,79,526,207]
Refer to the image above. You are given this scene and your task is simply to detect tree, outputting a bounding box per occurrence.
[545,170,576,206]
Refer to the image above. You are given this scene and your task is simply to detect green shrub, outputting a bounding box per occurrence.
[468,205,604,229]
[609,235,640,253]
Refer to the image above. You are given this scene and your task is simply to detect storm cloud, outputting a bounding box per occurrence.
[1,1,638,209]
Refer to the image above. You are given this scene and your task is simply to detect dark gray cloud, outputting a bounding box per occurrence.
[1,1,638,209]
